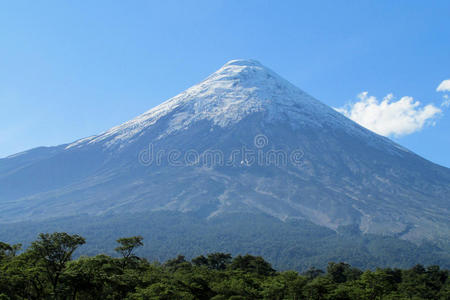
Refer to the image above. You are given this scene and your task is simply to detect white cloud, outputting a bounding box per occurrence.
[437,80,450,107]
[335,92,442,137]
[437,79,450,92]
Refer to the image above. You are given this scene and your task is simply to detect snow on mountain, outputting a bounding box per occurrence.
[66,59,406,154]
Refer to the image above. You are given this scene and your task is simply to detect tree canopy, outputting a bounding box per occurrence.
[0,232,448,299]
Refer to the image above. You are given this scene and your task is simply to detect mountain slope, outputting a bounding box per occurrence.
[1,211,449,271]
[0,59,449,250]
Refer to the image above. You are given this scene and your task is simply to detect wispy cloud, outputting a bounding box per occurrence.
[437,79,450,92]
[335,92,442,137]
[437,79,450,107]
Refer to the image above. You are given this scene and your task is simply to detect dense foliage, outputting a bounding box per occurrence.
[1,212,448,272]
[0,233,448,299]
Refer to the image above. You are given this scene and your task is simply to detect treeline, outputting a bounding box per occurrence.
[0,233,449,299]
[2,212,448,272]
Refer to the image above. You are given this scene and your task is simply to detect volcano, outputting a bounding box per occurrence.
[1,60,449,269]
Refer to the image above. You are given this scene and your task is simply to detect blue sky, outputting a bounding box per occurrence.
[1,1,449,167]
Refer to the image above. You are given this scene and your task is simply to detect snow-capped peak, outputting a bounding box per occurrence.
[66,59,404,152]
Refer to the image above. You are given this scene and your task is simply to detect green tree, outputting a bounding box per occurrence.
[230,254,275,276]
[192,255,209,267]
[279,271,307,299]
[303,276,333,300]
[115,235,144,270]
[165,255,192,271]
[211,272,262,299]
[302,267,324,280]
[0,242,21,260]
[192,253,232,270]
[29,232,85,299]
[127,282,196,300]
[360,269,396,300]
[63,254,121,299]
[327,262,362,283]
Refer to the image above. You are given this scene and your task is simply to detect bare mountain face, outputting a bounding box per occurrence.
[1,59,449,247]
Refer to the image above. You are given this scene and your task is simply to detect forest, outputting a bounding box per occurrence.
[0,232,448,299]
[1,211,448,273]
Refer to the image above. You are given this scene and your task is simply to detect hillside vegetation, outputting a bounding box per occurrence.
[1,232,449,299]
[1,212,448,272]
